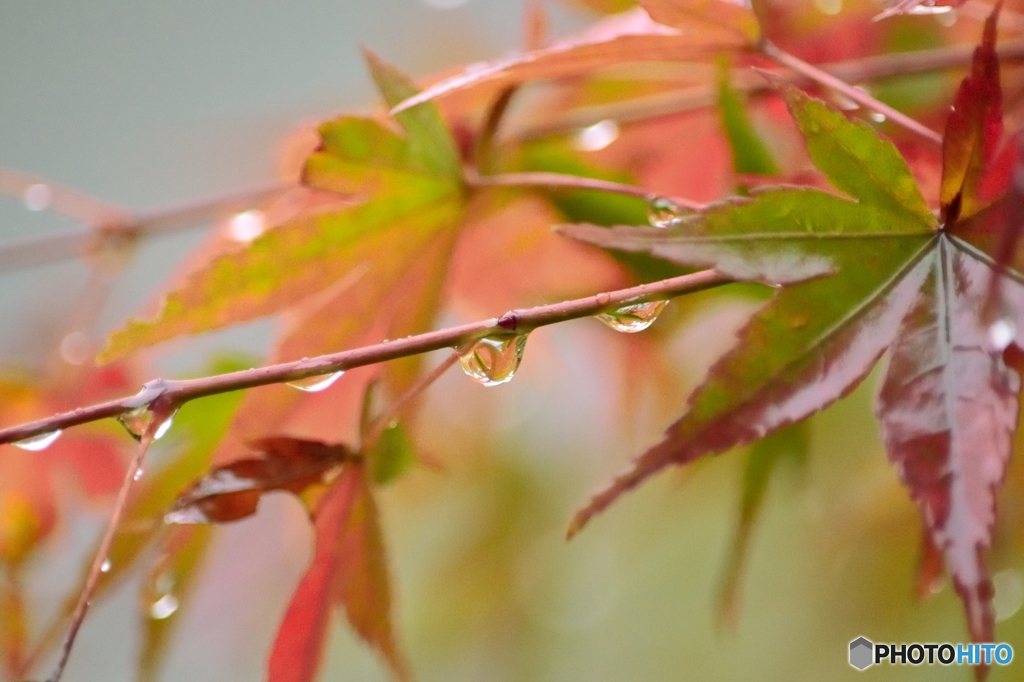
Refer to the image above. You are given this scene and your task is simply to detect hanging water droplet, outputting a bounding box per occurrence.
[117,406,177,441]
[286,371,344,393]
[100,559,112,573]
[989,318,1016,351]
[150,594,179,620]
[646,197,685,228]
[458,335,528,386]
[134,468,144,481]
[596,301,668,333]
[23,183,52,211]
[153,413,175,440]
[13,429,62,451]
[869,111,886,123]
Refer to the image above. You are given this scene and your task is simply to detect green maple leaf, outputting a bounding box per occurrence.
[99,51,465,363]
[561,57,1024,652]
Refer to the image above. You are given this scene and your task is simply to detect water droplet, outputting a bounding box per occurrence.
[989,318,1016,351]
[59,331,91,365]
[458,335,528,386]
[647,197,684,228]
[993,569,1024,622]
[869,112,886,123]
[150,594,179,620]
[228,210,266,243]
[134,468,144,481]
[286,371,343,393]
[101,559,112,573]
[596,301,667,333]
[13,430,62,451]
[574,119,620,152]
[23,183,52,211]
[117,406,177,441]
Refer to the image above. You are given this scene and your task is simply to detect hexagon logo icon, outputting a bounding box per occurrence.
[849,637,874,670]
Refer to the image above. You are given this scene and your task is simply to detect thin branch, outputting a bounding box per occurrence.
[363,351,461,449]
[468,170,706,212]
[760,42,943,144]
[0,270,729,447]
[516,38,1024,140]
[44,405,171,682]
[0,181,290,271]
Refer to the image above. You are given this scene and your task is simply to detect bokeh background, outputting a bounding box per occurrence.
[3,1,1024,681]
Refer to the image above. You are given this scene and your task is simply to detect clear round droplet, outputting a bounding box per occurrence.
[989,318,1016,351]
[13,430,62,451]
[117,406,177,441]
[286,371,344,393]
[869,112,886,123]
[149,594,179,620]
[574,119,620,152]
[647,197,685,228]
[101,559,112,573]
[23,183,52,211]
[228,210,266,243]
[133,468,144,481]
[458,335,528,387]
[596,301,668,333]
[993,569,1024,622]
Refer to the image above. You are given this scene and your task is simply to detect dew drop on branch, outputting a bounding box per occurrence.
[101,559,112,573]
[117,406,177,441]
[647,197,685,228]
[13,430,62,451]
[458,335,528,386]
[597,301,668,333]
[286,371,344,392]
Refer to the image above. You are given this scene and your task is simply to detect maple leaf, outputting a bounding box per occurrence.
[561,13,1022,652]
[98,52,464,363]
[168,436,406,681]
[391,6,751,115]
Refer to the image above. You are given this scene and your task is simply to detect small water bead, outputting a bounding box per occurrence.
[286,371,344,393]
[13,430,62,451]
[458,335,528,386]
[647,197,685,228]
[117,406,177,441]
[101,559,112,573]
[597,301,668,333]
[133,468,144,481]
[989,318,1016,352]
